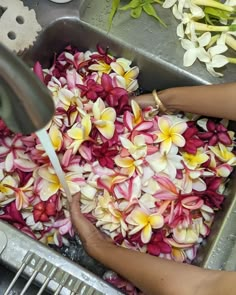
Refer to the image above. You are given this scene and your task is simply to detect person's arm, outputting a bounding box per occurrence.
[134,83,236,121]
[70,193,236,295]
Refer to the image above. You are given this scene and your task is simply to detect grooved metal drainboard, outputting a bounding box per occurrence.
[3,251,96,295]
[0,222,121,295]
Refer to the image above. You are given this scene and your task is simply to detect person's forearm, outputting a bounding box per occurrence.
[135,83,236,121]
[93,243,220,295]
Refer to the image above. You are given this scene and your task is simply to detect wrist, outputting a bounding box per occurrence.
[157,88,179,113]
[88,240,117,261]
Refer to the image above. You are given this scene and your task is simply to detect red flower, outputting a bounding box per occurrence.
[77,79,103,100]
[147,231,172,256]
[33,198,57,222]
[182,122,204,154]
[90,44,115,65]
[92,142,118,169]
[198,120,232,146]
[197,177,224,209]
[0,201,25,225]
[100,73,130,115]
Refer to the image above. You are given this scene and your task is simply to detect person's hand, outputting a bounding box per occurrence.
[129,93,155,109]
[70,193,114,257]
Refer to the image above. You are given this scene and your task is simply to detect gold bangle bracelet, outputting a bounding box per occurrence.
[152,89,167,114]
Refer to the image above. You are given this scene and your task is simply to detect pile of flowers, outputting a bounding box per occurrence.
[0,45,235,294]
[109,0,236,77]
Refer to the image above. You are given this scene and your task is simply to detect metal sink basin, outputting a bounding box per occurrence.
[1,0,236,294]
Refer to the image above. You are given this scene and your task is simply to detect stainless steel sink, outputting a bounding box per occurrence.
[1,0,236,294]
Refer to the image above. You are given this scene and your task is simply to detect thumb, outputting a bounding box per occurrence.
[69,192,98,243]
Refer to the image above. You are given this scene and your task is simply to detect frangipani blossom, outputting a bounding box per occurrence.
[111,59,139,92]
[89,60,112,74]
[120,135,147,160]
[182,149,209,169]
[209,143,236,165]
[115,155,143,177]
[146,145,183,180]
[0,173,17,206]
[49,124,63,151]
[179,168,213,194]
[37,166,82,201]
[155,116,187,153]
[173,218,208,244]
[93,98,116,139]
[67,115,92,154]
[126,206,164,243]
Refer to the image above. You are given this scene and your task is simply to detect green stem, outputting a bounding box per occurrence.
[227,57,236,64]
[206,33,220,49]
[192,0,234,12]
[193,21,230,32]
[225,34,236,51]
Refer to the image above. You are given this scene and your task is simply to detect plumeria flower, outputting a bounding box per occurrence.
[33,198,57,222]
[155,116,187,153]
[209,143,236,165]
[182,148,209,169]
[173,217,208,244]
[198,118,232,146]
[6,177,34,210]
[94,190,128,235]
[67,115,92,154]
[120,135,147,160]
[53,214,74,237]
[179,167,213,194]
[89,60,113,74]
[80,184,98,214]
[126,206,164,243]
[0,172,17,206]
[92,98,116,139]
[115,155,143,177]
[57,88,82,110]
[146,145,183,180]
[181,32,211,67]
[36,166,82,201]
[110,58,139,92]
[114,175,141,201]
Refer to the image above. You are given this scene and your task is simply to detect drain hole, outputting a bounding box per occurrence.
[16,15,24,24]
[0,6,7,18]
[7,31,16,40]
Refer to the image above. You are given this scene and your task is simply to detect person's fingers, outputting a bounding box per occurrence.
[70,192,99,244]
[130,93,155,109]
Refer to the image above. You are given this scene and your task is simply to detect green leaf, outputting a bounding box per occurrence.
[108,0,120,30]
[119,0,141,11]
[229,24,236,31]
[143,3,167,27]
[131,6,143,18]
[204,7,230,20]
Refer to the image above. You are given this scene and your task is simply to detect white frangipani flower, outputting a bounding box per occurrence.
[181,32,211,66]
[146,145,183,180]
